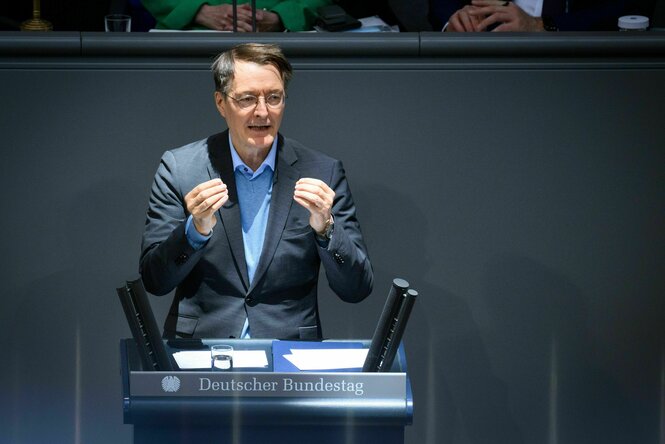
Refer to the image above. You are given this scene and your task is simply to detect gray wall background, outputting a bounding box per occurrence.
[1,35,664,444]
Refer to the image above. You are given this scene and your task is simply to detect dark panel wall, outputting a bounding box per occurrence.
[1,39,663,444]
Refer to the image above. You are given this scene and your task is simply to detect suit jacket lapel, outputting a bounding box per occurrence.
[206,131,250,291]
[248,135,299,295]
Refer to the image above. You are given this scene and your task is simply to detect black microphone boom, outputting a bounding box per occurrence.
[363,278,417,372]
[232,0,238,32]
[117,278,173,371]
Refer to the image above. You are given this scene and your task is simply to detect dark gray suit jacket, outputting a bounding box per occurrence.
[140,131,373,340]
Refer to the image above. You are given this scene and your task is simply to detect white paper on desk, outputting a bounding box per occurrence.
[283,348,369,370]
[172,350,268,369]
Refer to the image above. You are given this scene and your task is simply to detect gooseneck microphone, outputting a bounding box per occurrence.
[231,0,257,32]
[232,0,238,32]
[363,278,418,372]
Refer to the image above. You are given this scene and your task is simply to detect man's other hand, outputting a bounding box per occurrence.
[185,178,228,235]
[293,178,334,235]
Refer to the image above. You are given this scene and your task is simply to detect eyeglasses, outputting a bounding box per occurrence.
[224,92,286,109]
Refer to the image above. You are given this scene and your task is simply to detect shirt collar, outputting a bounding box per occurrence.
[229,133,277,179]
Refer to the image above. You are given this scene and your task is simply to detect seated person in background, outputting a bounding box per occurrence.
[141,0,331,31]
[430,0,635,31]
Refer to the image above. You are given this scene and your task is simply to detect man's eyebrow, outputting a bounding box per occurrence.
[235,89,284,96]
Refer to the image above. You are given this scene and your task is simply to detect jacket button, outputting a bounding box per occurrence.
[246,296,254,304]
[334,253,345,265]
[175,253,189,265]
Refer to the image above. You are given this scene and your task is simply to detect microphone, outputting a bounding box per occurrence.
[232,0,238,32]
[363,278,413,372]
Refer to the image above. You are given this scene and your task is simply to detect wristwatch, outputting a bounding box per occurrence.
[316,215,334,242]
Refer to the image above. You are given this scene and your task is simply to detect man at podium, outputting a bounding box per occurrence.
[139,43,373,341]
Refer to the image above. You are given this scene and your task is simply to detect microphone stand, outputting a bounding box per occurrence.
[231,0,257,32]
[21,0,52,31]
[232,0,238,32]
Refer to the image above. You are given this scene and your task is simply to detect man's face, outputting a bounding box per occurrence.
[215,60,285,154]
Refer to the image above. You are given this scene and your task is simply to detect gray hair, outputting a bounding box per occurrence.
[211,43,293,95]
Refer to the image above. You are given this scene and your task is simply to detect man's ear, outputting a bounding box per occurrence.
[214,91,227,118]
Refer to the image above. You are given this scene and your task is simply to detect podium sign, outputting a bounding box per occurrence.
[131,371,406,399]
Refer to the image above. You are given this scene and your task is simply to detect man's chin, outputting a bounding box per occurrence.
[247,134,275,150]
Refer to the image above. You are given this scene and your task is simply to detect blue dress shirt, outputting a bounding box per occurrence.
[185,135,277,338]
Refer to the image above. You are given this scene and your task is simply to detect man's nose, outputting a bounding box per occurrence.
[253,97,269,116]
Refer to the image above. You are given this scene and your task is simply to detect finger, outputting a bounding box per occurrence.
[233,18,255,32]
[233,6,256,22]
[214,4,234,13]
[489,13,519,31]
[295,181,328,194]
[293,196,327,223]
[469,6,499,16]
[219,17,252,31]
[194,189,227,210]
[185,187,228,214]
[296,178,334,194]
[476,12,505,30]
[193,191,228,216]
[472,0,506,6]
[294,191,333,219]
[293,189,329,209]
[235,10,254,20]
[220,7,254,31]
[185,184,223,208]
[460,12,477,32]
[188,184,227,207]
[296,177,326,187]
[448,14,464,32]
[187,179,224,195]
[210,193,228,211]
[294,186,334,207]
[220,3,251,14]
[293,195,314,211]
[217,18,235,31]
[293,195,331,226]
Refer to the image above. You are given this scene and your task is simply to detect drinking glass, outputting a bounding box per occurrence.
[211,345,234,371]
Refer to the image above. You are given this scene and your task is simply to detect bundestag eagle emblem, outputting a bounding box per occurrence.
[161,375,181,393]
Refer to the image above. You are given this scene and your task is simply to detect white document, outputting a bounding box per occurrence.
[283,348,369,371]
[173,350,269,369]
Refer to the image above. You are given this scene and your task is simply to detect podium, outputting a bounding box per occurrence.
[120,338,414,444]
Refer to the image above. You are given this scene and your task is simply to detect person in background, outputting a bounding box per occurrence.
[430,0,642,31]
[141,0,331,31]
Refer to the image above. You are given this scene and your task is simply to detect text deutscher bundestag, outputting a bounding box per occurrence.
[199,376,365,396]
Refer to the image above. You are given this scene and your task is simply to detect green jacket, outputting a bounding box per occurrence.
[141,0,331,32]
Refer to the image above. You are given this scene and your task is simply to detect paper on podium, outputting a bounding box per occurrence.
[283,348,369,371]
[172,350,268,369]
[272,340,367,372]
